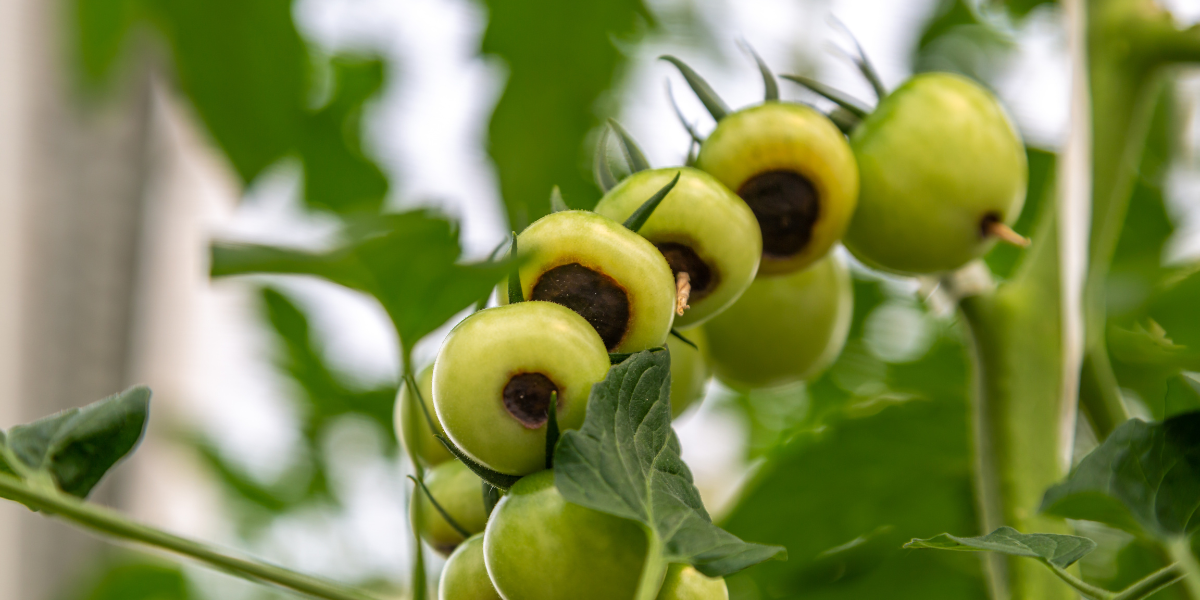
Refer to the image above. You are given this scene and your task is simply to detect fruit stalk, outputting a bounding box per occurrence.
[403,353,429,600]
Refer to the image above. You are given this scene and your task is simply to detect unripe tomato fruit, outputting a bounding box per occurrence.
[702,252,852,390]
[433,302,609,475]
[697,102,858,276]
[483,470,648,600]
[395,366,452,467]
[499,210,676,352]
[657,563,728,600]
[410,459,488,556]
[593,168,762,329]
[668,329,710,418]
[845,72,1027,274]
[439,534,502,600]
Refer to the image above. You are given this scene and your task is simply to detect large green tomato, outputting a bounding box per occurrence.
[593,168,761,329]
[845,72,1027,274]
[410,459,488,556]
[702,252,852,390]
[668,329,710,418]
[499,210,677,352]
[395,366,452,467]
[656,564,728,600]
[433,302,610,476]
[439,534,502,600]
[483,470,648,600]
[697,102,858,276]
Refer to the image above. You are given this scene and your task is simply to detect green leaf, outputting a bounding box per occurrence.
[1040,412,1200,539]
[71,560,192,600]
[905,527,1097,568]
[780,75,870,118]
[3,387,150,498]
[72,0,142,87]
[623,171,680,232]
[211,211,512,356]
[1164,375,1200,420]
[660,55,729,122]
[482,0,649,227]
[554,349,786,578]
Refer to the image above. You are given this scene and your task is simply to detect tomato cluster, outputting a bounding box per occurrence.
[394,38,1026,600]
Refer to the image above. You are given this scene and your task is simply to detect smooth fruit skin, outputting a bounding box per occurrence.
[499,210,676,352]
[433,302,609,475]
[656,564,728,600]
[845,72,1027,274]
[410,459,489,556]
[593,168,762,329]
[395,366,452,467]
[697,102,858,275]
[440,534,502,600]
[702,252,852,390]
[668,329,710,418]
[484,470,648,600]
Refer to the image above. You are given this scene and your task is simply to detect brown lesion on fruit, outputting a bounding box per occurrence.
[655,241,715,305]
[531,262,631,350]
[980,212,1029,247]
[502,372,561,429]
[738,170,820,260]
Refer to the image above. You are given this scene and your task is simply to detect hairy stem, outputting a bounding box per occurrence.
[0,474,378,600]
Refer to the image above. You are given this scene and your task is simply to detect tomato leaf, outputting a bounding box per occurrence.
[0,387,150,499]
[905,527,1097,568]
[554,349,786,578]
[211,211,512,356]
[1040,412,1200,539]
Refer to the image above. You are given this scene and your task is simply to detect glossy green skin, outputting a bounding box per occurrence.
[668,329,710,418]
[697,102,858,275]
[702,252,852,390]
[846,72,1027,274]
[434,302,610,475]
[396,366,453,467]
[500,210,676,352]
[411,459,489,556]
[484,470,648,600]
[440,534,502,600]
[593,168,761,328]
[656,564,728,600]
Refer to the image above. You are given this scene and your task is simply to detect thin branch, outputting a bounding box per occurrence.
[1112,563,1186,600]
[1046,563,1115,600]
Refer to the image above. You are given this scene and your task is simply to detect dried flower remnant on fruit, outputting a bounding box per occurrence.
[502,373,560,429]
[656,242,714,302]
[531,263,631,350]
[737,170,820,260]
[675,272,692,316]
[980,212,1030,247]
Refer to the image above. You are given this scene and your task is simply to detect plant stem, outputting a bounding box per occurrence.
[1167,538,1200,599]
[1112,563,1186,600]
[403,352,429,600]
[1046,563,1115,600]
[0,473,378,600]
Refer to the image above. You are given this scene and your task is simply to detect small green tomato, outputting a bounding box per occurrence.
[593,168,762,329]
[500,210,676,352]
[657,563,728,600]
[702,252,852,390]
[483,470,647,600]
[697,102,858,276]
[845,72,1027,274]
[410,459,488,556]
[668,329,710,418]
[433,302,609,476]
[439,534,501,600]
[395,366,452,467]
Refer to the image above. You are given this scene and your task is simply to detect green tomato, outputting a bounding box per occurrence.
[410,459,488,556]
[395,366,452,468]
[702,252,852,390]
[656,564,728,600]
[845,72,1027,274]
[499,210,676,352]
[593,168,762,328]
[439,534,502,600]
[433,302,610,475]
[483,470,648,600]
[697,102,858,276]
[668,329,710,418]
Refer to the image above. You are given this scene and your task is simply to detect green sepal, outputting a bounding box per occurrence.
[739,40,779,102]
[781,75,870,118]
[666,81,704,144]
[669,329,698,350]
[435,436,522,491]
[550,186,570,213]
[826,106,862,135]
[607,119,651,174]
[830,16,888,100]
[507,232,524,304]
[545,391,560,470]
[623,171,681,232]
[594,131,619,192]
[660,55,729,121]
[482,481,501,517]
[408,474,471,539]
